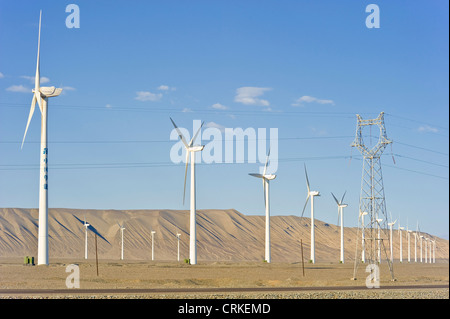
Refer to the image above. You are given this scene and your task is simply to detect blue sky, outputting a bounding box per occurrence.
[0,1,448,238]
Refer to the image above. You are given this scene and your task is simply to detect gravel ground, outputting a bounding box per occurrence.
[1,288,448,299]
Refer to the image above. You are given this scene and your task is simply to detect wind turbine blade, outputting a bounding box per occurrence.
[300,195,310,218]
[35,11,42,112]
[21,95,37,149]
[340,191,346,204]
[304,164,310,194]
[263,148,270,176]
[249,173,264,179]
[189,121,204,146]
[263,179,266,211]
[170,117,189,148]
[183,150,189,205]
[331,192,339,206]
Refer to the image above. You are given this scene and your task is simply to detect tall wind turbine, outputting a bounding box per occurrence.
[21,10,63,266]
[249,149,276,263]
[118,222,125,260]
[83,216,90,259]
[432,240,436,263]
[360,211,368,263]
[170,118,204,265]
[387,216,397,263]
[301,164,320,264]
[331,191,347,263]
[407,229,412,263]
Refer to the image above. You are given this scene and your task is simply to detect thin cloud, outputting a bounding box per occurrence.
[157,85,176,91]
[135,91,163,102]
[205,121,226,133]
[418,125,439,133]
[6,85,30,93]
[211,103,229,110]
[234,87,271,106]
[0,72,4,78]
[21,75,50,84]
[292,95,335,107]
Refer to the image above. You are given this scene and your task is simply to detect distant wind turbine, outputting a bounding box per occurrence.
[398,219,404,263]
[301,164,320,264]
[376,218,383,263]
[387,215,397,263]
[177,233,181,262]
[151,230,156,261]
[331,191,347,263]
[170,118,204,265]
[118,222,125,260]
[249,149,276,263]
[83,216,90,259]
[359,211,368,263]
[21,10,63,266]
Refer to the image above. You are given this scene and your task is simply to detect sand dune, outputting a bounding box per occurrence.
[0,208,448,263]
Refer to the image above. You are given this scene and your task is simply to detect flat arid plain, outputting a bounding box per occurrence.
[0,208,448,299]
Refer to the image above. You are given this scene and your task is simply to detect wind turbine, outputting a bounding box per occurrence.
[21,10,63,266]
[432,240,436,263]
[331,191,347,263]
[360,211,368,263]
[387,215,397,263]
[118,222,125,260]
[176,233,181,262]
[376,218,383,263]
[398,219,404,263]
[407,229,412,263]
[151,230,156,261]
[301,164,320,264]
[83,216,90,259]
[249,149,276,263]
[425,237,428,263]
[170,118,204,265]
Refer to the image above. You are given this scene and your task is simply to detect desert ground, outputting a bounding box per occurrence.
[0,258,448,299]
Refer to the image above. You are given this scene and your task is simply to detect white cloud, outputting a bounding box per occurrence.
[157,85,176,91]
[21,75,50,84]
[0,72,4,78]
[6,85,30,93]
[292,95,335,107]
[211,103,229,110]
[105,104,112,108]
[135,91,163,102]
[182,108,193,113]
[205,121,226,133]
[418,125,438,133]
[234,87,271,106]
[62,86,76,91]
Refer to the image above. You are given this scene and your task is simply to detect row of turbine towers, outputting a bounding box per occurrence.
[22,11,437,267]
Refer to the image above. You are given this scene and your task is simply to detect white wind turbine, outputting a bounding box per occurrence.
[177,233,181,262]
[21,10,63,266]
[301,164,320,264]
[170,118,204,265]
[118,222,125,260]
[376,218,383,263]
[331,191,347,263]
[249,149,276,263]
[432,239,436,263]
[387,215,397,263]
[151,230,156,261]
[360,211,368,263]
[398,219,404,263]
[425,237,428,263]
[428,238,432,263]
[83,216,90,259]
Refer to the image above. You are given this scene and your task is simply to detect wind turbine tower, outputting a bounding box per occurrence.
[331,192,347,263]
[170,118,204,265]
[249,150,276,263]
[118,223,125,260]
[21,11,63,266]
[151,230,156,261]
[83,216,90,259]
[351,112,394,280]
[177,233,181,262]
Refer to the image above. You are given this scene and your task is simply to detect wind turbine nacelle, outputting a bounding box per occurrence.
[188,145,204,152]
[340,204,348,208]
[264,174,276,180]
[310,191,320,196]
[35,86,63,97]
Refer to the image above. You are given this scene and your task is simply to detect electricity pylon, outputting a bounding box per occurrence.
[351,112,395,281]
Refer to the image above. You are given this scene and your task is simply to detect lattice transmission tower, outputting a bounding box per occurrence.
[351,112,395,281]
